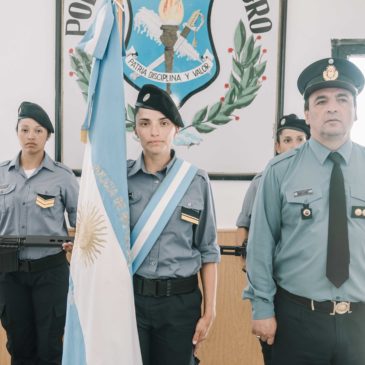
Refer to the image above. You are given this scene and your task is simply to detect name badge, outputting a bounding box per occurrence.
[181,206,200,225]
[36,194,55,208]
[351,206,365,218]
[294,188,313,198]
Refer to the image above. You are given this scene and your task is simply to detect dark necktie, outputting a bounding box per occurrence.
[326,152,349,288]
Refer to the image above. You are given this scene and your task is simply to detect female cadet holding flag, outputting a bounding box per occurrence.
[0,102,79,365]
[128,84,220,365]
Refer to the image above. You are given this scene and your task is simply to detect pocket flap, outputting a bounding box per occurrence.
[350,186,365,202]
[286,188,322,204]
[0,184,16,195]
[35,187,59,197]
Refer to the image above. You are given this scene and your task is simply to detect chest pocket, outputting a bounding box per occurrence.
[285,188,322,220]
[178,197,204,226]
[350,186,365,219]
[34,187,60,210]
[0,184,16,212]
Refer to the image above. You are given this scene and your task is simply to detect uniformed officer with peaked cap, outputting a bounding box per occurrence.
[297,57,364,98]
[244,57,365,365]
[0,101,78,364]
[129,84,220,365]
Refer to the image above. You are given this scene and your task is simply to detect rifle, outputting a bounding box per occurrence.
[219,245,246,257]
[0,235,74,248]
[0,236,74,272]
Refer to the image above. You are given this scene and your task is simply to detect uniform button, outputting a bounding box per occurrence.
[22,202,26,205]
[21,225,25,229]
[154,180,159,184]
[150,261,156,266]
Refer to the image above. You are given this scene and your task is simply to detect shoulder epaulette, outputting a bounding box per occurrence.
[195,168,209,181]
[269,148,298,167]
[253,171,263,180]
[54,161,74,174]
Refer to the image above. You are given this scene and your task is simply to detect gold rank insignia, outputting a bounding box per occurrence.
[181,206,200,225]
[351,206,365,218]
[36,194,55,208]
[323,59,339,81]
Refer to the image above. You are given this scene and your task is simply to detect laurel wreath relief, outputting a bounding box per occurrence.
[69,19,266,136]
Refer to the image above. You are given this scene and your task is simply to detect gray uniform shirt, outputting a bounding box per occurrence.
[244,139,365,319]
[128,152,220,279]
[0,153,79,259]
[236,173,262,229]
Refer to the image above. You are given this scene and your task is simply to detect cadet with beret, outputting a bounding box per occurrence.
[244,58,365,364]
[236,114,309,365]
[128,84,220,365]
[0,102,79,365]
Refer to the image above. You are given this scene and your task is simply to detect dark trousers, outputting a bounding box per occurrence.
[271,289,365,365]
[0,261,69,365]
[259,340,272,365]
[134,288,202,365]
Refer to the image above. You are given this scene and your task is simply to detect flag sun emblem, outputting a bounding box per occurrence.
[75,203,108,265]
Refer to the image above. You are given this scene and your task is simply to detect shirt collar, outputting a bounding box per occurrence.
[128,150,177,177]
[308,138,352,165]
[8,152,55,172]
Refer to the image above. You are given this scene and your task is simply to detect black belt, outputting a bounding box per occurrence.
[133,274,198,297]
[277,286,365,315]
[18,251,67,273]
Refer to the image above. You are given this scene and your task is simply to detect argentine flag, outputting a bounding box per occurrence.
[62,1,142,364]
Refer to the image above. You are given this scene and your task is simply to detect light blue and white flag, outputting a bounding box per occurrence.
[62,1,142,364]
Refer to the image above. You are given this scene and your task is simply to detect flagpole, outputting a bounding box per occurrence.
[114,0,124,47]
[62,1,142,362]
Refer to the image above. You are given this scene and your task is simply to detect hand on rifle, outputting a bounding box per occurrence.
[62,241,74,252]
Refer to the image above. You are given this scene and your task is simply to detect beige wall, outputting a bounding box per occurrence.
[0,325,10,365]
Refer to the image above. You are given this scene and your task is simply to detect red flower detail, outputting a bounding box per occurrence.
[262,75,267,81]
[256,35,262,40]
[69,71,74,77]
[228,48,234,53]
[224,83,229,89]
[69,48,74,54]
[220,96,225,102]
[262,48,267,54]
[235,116,240,121]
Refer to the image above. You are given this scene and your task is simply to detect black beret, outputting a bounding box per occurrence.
[297,57,364,99]
[18,101,54,133]
[277,114,310,139]
[135,84,184,127]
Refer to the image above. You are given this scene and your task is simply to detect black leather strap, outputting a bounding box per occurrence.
[133,274,198,297]
[277,286,364,313]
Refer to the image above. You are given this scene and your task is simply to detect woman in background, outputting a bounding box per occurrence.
[0,101,79,365]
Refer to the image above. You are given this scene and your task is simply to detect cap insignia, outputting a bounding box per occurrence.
[142,93,150,102]
[323,64,339,81]
[280,117,286,126]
